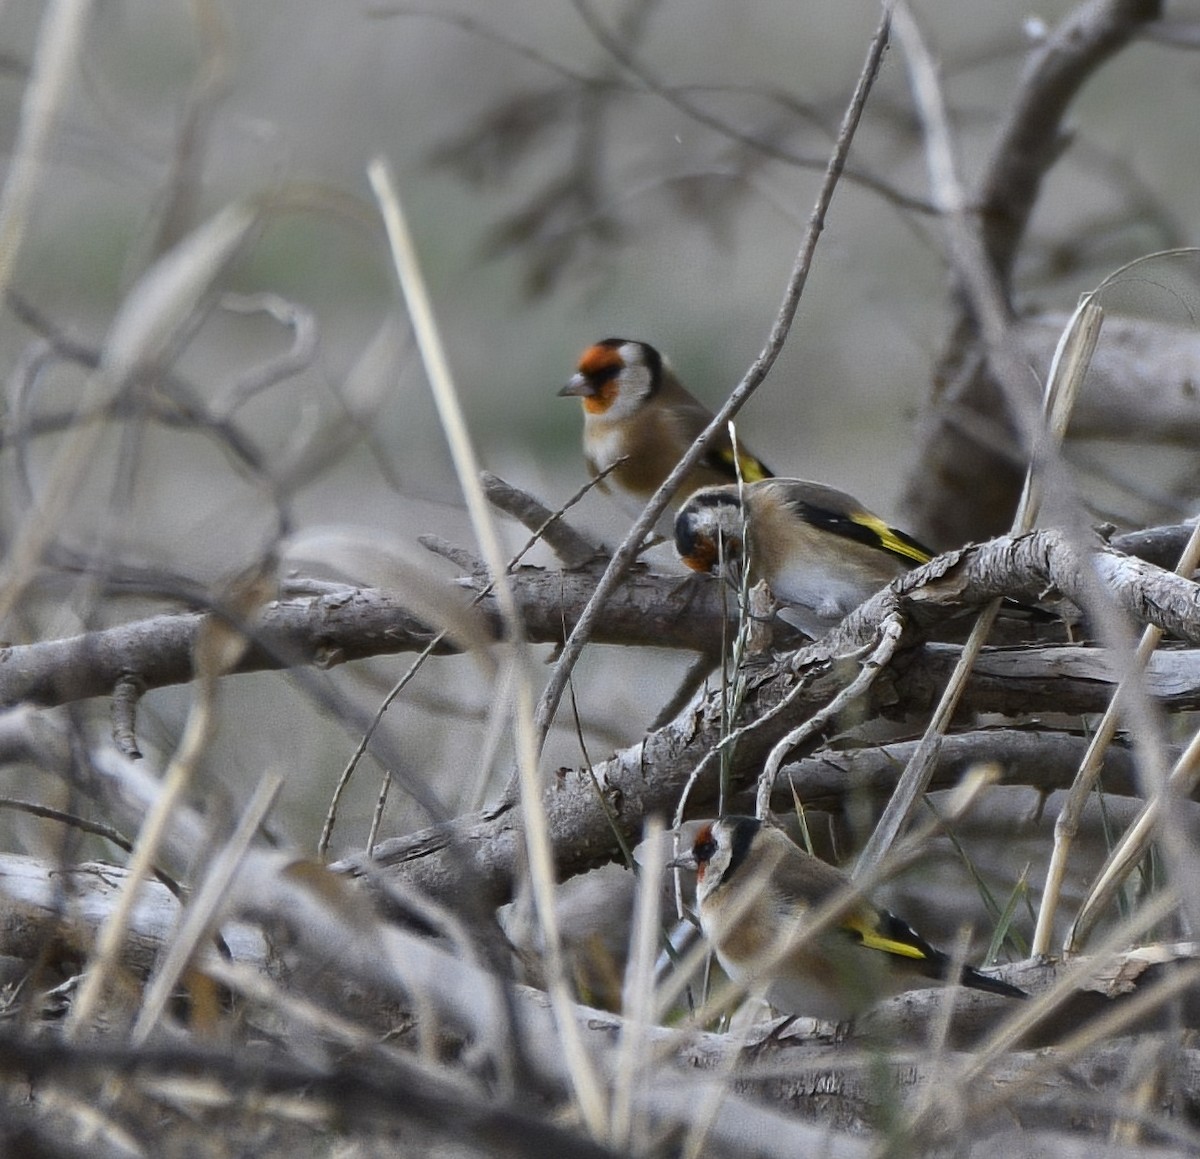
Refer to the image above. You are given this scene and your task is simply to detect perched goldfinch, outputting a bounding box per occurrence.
[672,816,1027,1022]
[558,338,773,522]
[673,478,932,638]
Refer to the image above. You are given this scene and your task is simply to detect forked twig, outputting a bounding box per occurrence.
[754,610,904,818]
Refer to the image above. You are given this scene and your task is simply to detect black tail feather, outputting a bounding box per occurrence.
[960,964,1028,999]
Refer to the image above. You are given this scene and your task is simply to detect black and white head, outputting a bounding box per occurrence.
[673,485,748,579]
[558,338,664,422]
[676,816,761,906]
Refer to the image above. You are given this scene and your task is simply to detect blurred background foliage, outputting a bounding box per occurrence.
[0,1,1196,857]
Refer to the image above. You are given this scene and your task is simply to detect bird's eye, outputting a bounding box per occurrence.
[693,837,717,863]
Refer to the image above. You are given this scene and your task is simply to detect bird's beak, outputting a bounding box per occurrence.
[667,853,697,872]
[558,373,595,398]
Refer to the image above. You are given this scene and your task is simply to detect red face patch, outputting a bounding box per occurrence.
[680,536,718,574]
[577,343,624,379]
[692,822,716,882]
[581,378,618,414]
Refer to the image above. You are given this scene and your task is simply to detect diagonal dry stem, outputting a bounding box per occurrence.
[370,157,609,1138]
[519,4,896,802]
[854,11,1103,877]
[1068,718,1200,951]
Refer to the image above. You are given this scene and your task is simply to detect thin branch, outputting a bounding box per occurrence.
[521,6,895,797]
[977,0,1165,294]
[755,610,904,818]
[480,470,607,568]
[568,0,930,214]
[215,292,319,414]
[0,0,91,301]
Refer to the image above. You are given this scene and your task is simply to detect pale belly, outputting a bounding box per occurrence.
[587,423,628,474]
[765,549,883,635]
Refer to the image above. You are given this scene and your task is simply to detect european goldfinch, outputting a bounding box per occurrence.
[558,338,773,522]
[671,816,1027,1022]
[673,478,932,638]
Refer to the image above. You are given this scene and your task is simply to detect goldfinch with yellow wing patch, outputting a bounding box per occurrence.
[559,338,773,522]
[671,816,1026,1022]
[673,478,932,638]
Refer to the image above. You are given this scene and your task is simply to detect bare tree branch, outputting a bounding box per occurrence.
[750,727,1149,816]
[1016,312,1200,447]
[346,638,1200,909]
[977,0,1165,294]
[901,0,1164,546]
[1,525,1196,712]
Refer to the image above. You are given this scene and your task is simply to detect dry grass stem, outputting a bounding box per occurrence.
[855,285,1099,881]
[370,155,608,1136]
[130,768,284,1044]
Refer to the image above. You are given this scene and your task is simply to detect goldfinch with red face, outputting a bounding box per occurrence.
[558,338,773,522]
[673,478,932,638]
[671,816,1026,1022]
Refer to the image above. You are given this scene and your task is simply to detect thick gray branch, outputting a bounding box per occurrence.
[0,563,729,707]
[2,527,1196,711]
[347,637,1200,908]
[1016,313,1200,445]
[748,727,1146,817]
[809,527,1200,657]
